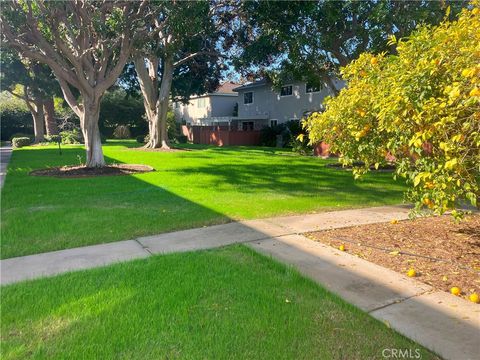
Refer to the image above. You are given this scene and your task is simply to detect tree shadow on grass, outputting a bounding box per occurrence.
[1,146,475,360]
[0,146,230,258]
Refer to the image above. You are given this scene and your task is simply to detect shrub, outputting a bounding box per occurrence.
[60,129,82,144]
[0,92,33,140]
[12,137,31,148]
[176,135,188,144]
[113,125,131,139]
[9,132,34,142]
[304,6,480,217]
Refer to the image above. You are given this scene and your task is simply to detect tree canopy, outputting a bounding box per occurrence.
[1,0,149,166]
[235,0,468,90]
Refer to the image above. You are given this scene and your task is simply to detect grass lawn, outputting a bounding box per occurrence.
[0,245,437,359]
[1,141,406,258]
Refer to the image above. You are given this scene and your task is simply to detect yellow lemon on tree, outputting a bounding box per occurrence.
[469,293,479,304]
[450,287,461,296]
[469,87,480,97]
[339,244,346,251]
[370,57,378,65]
[407,269,416,277]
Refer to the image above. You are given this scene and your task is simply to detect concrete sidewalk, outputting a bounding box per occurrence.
[1,205,411,284]
[0,143,12,189]
[1,204,478,359]
[249,234,480,360]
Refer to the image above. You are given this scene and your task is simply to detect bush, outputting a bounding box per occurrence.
[260,123,288,147]
[0,92,33,140]
[305,6,480,217]
[9,132,34,142]
[12,137,31,148]
[113,125,131,139]
[60,129,82,144]
[176,135,188,144]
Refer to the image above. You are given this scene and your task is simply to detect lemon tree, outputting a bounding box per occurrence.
[305,5,480,217]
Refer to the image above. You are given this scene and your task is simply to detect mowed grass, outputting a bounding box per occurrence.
[1,141,405,258]
[0,245,438,359]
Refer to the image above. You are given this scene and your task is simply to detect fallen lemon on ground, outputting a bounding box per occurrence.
[451,287,461,296]
[469,293,479,304]
[407,269,416,277]
[339,244,345,251]
[390,219,399,224]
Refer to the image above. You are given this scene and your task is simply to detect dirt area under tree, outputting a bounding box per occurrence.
[30,164,154,178]
[307,214,480,301]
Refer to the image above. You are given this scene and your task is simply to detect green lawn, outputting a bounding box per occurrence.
[1,141,405,258]
[0,245,437,359]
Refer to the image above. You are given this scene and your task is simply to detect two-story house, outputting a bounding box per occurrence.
[231,79,343,131]
[177,78,343,147]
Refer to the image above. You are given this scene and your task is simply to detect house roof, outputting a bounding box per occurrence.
[232,79,268,92]
[214,82,240,94]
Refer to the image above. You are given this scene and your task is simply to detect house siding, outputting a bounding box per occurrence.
[236,80,342,123]
[174,95,237,124]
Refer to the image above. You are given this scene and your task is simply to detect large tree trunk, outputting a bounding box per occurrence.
[81,98,105,168]
[43,97,58,135]
[133,55,161,148]
[31,99,45,143]
[155,57,174,149]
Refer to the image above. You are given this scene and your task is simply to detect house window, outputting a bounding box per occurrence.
[197,98,206,108]
[242,121,254,131]
[280,85,293,97]
[306,82,320,93]
[244,92,253,104]
[270,119,278,127]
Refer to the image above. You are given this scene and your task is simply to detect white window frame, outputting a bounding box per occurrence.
[197,97,206,108]
[305,82,320,93]
[280,85,293,97]
[244,91,254,105]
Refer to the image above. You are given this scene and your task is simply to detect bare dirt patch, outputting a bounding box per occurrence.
[306,214,480,301]
[30,164,154,178]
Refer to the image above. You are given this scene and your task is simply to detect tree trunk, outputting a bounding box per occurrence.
[155,57,174,149]
[81,98,105,167]
[31,99,45,143]
[133,55,162,148]
[43,97,58,135]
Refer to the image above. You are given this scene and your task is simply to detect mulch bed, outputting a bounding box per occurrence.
[30,164,154,178]
[306,214,480,301]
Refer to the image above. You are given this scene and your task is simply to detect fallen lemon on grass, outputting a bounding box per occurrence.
[450,287,461,296]
[469,293,479,304]
[339,244,346,251]
[407,269,416,277]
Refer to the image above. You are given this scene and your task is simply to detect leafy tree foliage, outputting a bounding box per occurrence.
[0,48,60,141]
[1,1,149,166]
[305,6,480,217]
[132,1,232,148]
[235,0,468,91]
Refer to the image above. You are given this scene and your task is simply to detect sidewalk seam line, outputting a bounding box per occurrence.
[134,239,153,256]
[367,290,431,313]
